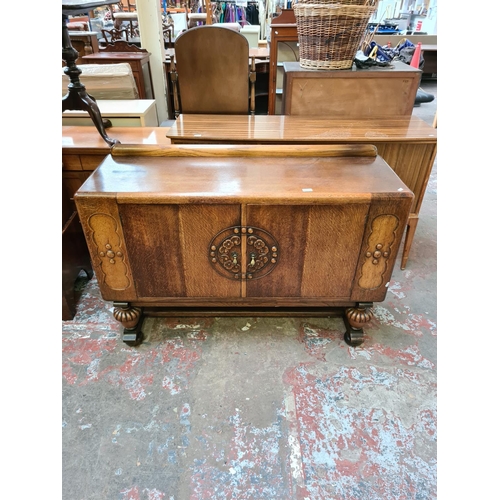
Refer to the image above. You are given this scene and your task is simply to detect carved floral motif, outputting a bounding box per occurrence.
[89,213,130,290]
[209,227,279,280]
[358,215,398,290]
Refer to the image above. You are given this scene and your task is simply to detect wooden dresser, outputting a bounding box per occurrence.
[74,144,413,347]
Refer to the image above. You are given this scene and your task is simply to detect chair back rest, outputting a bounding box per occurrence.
[174,26,250,114]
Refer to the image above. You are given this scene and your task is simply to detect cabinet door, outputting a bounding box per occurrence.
[118,204,241,298]
[245,204,370,299]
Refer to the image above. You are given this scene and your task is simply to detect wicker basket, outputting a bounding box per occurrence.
[293,2,378,70]
[299,0,377,4]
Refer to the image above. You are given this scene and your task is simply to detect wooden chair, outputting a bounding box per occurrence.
[100,28,131,45]
[170,26,256,116]
[99,39,147,53]
[184,0,214,29]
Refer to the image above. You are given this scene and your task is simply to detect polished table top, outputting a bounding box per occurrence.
[166,115,437,144]
[62,126,171,153]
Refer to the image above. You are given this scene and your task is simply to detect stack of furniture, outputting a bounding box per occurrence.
[81,40,154,99]
[61,62,139,100]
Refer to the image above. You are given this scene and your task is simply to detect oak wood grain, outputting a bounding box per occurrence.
[166,115,436,144]
[76,153,411,206]
[75,148,413,318]
[111,143,378,157]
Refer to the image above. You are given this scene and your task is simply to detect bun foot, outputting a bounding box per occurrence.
[343,302,373,347]
[113,302,144,346]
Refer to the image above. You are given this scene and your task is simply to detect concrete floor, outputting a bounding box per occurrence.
[62,80,437,500]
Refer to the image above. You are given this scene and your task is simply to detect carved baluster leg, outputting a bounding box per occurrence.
[62,14,119,147]
[113,302,144,346]
[343,302,373,347]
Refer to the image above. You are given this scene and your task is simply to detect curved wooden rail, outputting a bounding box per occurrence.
[111,143,378,158]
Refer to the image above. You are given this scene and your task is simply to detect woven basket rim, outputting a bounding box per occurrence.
[292,0,378,5]
[293,3,377,10]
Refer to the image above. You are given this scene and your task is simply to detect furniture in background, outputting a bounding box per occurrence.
[62,126,171,215]
[267,8,298,115]
[74,144,413,347]
[62,63,139,100]
[165,114,437,269]
[185,0,214,27]
[266,11,435,114]
[281,60,421,117]
[62,126,172,319]
[68,31,100,62]
[164,46,269,119]
[82,41,154,99]
[63,99,158,126]
[170,26,257,116]
[62,126,171,202]
[62,169,93,320]
[63,0,121,147]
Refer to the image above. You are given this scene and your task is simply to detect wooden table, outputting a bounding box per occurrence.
[75,144,412,347]
[166,114,437,269]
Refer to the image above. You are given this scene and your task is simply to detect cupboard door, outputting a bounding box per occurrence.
[245,204,370,298]
[119,204,241,298]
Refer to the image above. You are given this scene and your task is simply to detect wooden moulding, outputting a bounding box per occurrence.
[110,143,378,158]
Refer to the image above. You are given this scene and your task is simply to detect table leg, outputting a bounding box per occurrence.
[401,215,418,270]
[62,14,120,147]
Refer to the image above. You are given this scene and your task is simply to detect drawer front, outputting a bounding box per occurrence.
[62,154,83,171]
[62,116,144,127]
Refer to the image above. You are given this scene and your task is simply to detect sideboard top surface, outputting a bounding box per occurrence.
[166,115,437,144]
[76,154,413,204]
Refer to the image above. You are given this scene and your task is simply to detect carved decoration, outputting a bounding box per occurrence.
[100,39,147,53]
[113,304,141,329]
[247,236,270,272]
[208,226,279,280]
[358,215,398,290]
[218,235,242,272]
[89,213,131,290]
[345,306,374,329]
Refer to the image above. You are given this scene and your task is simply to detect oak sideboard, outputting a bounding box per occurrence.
[74,144,413,347]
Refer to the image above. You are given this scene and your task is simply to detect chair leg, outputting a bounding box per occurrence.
[249,56,256,115]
